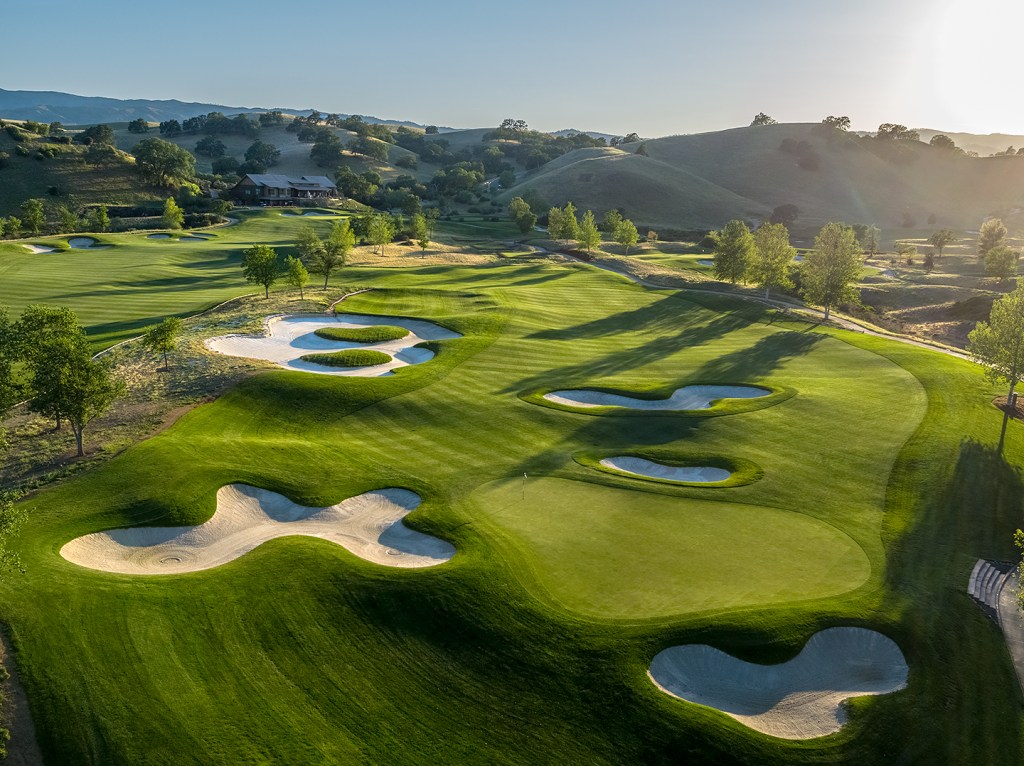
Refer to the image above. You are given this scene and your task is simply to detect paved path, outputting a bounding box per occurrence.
[968,560,1024,694]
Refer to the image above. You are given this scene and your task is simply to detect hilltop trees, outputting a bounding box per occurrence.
[244,141,281,171]
[876,124,920,141]
[143,317,183,371]
[929,229,958,259]
[241,244,280,298]
[801,222,863,320]
[821,116,851,130]
[750,223,796,298]
[969,283,1024,451]
[751,113,777,126]
[711,219,755,283]
[134,138,195,186]
[979,218,1008,260]
[127,118,149,134]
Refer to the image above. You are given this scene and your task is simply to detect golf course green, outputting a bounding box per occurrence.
[0,209,1022,763]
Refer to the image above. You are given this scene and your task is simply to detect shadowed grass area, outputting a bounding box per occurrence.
[0,260,1021,764]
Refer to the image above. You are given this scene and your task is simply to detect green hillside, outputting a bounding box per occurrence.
[502,147,765,229]
[0,130,163,216]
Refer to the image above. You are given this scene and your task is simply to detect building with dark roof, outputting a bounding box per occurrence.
[231,174,338,204]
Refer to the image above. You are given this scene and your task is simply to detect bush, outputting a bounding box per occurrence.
[15,145,29,157]
[4,125,27,142]
[314,325,408,343]
[300,349,392,368]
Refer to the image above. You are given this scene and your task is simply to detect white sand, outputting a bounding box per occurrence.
[600,456,731,483]
[60,484,455,575]
[67,237,96,249]
[544,384,769,410]
[698,259,714,267]
[205,313,461,377]
[147,233,172,239]
[649,627,908,739]
[21,244,55,254]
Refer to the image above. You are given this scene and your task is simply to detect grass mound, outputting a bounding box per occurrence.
[314,325,409,343]
[300,349,392,368]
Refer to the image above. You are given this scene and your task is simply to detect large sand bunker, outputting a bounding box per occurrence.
[205,314,461,376]
[649,627,908,739]
[60,484,455,575]
[600,456,731,483]
[544,384,770,411]
[22,244,56,254]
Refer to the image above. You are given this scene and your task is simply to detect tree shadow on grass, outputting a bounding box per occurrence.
[688,331,825,382]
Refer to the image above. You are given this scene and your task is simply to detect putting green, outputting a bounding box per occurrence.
[472,478,870,620]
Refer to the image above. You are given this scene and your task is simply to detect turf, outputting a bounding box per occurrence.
[313,325,408,343]
[0,210,356,348]
[1,257,1023,763]
[300,349,392,367]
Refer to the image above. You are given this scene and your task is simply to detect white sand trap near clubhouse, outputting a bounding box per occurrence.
[60,484,455,575]
[22,244,56,254]
[544,384,769,410]
[649,628,908,739]
[600,456,731,483]
[205,313,461,376]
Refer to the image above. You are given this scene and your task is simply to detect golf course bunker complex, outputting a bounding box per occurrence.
[22,244,56,254]
[600,456,731,483]
[60,484,455,575]
[649,628,908,739]
[205,314,461,376]
[67,237,105,249]
[544,384,770,411]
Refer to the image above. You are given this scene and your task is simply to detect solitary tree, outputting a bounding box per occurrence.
[285,255,310,299]
[712,219,756,283]
[968,283,1024,451]
[162,197,184,230]
[16,305,82,430]
[88,205,110,233]
[576,210,601,253]
[241,244,280,298]
[750,223,796,298]
[133,138,195,186]
[20,199,44,236]
[929,228,957,259]
[508,197,537,234]
[321,220,355,286]
[59,344,123,457]
[367,214,396,257]
[801,222,863,320]
[751,113,777,126]
[127,118,150,134]
[411,213,430,252]
[142,317,183,370]
[614,219,639,254]
[985,245,1018,283]
[979,218,1008,261]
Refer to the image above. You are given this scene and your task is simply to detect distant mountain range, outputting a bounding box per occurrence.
[0,87,442,130]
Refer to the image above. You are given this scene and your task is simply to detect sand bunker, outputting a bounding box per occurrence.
[544,384,769,411]
[22,244,56,254]
[147,233,172,239]
[205,313,461,376]
[649,627,908,739]
[67,237,97,249]
[179,235,206,241]
[60,484,454,575]
[600,456,730,483]
[698,259,714,267]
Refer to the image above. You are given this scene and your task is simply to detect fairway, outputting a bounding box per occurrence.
[1,247,1022,764]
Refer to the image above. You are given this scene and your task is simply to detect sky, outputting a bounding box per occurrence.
[3,0,1022,137]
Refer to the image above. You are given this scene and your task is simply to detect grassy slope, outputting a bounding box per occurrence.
[0,254,1020,763]
[0,210,352,348]
[111,122,431,183]
[502,147,765,228]
[0,131,163,216]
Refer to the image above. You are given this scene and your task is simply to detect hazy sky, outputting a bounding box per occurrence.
[3,0,1021,136]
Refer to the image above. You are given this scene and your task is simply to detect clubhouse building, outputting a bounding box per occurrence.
[231,174,338,205]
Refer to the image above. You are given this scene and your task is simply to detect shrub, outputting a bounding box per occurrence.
[300,349,392,368]
[315,325,408,343]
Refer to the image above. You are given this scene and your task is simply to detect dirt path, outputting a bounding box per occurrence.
[0,632,43,766]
